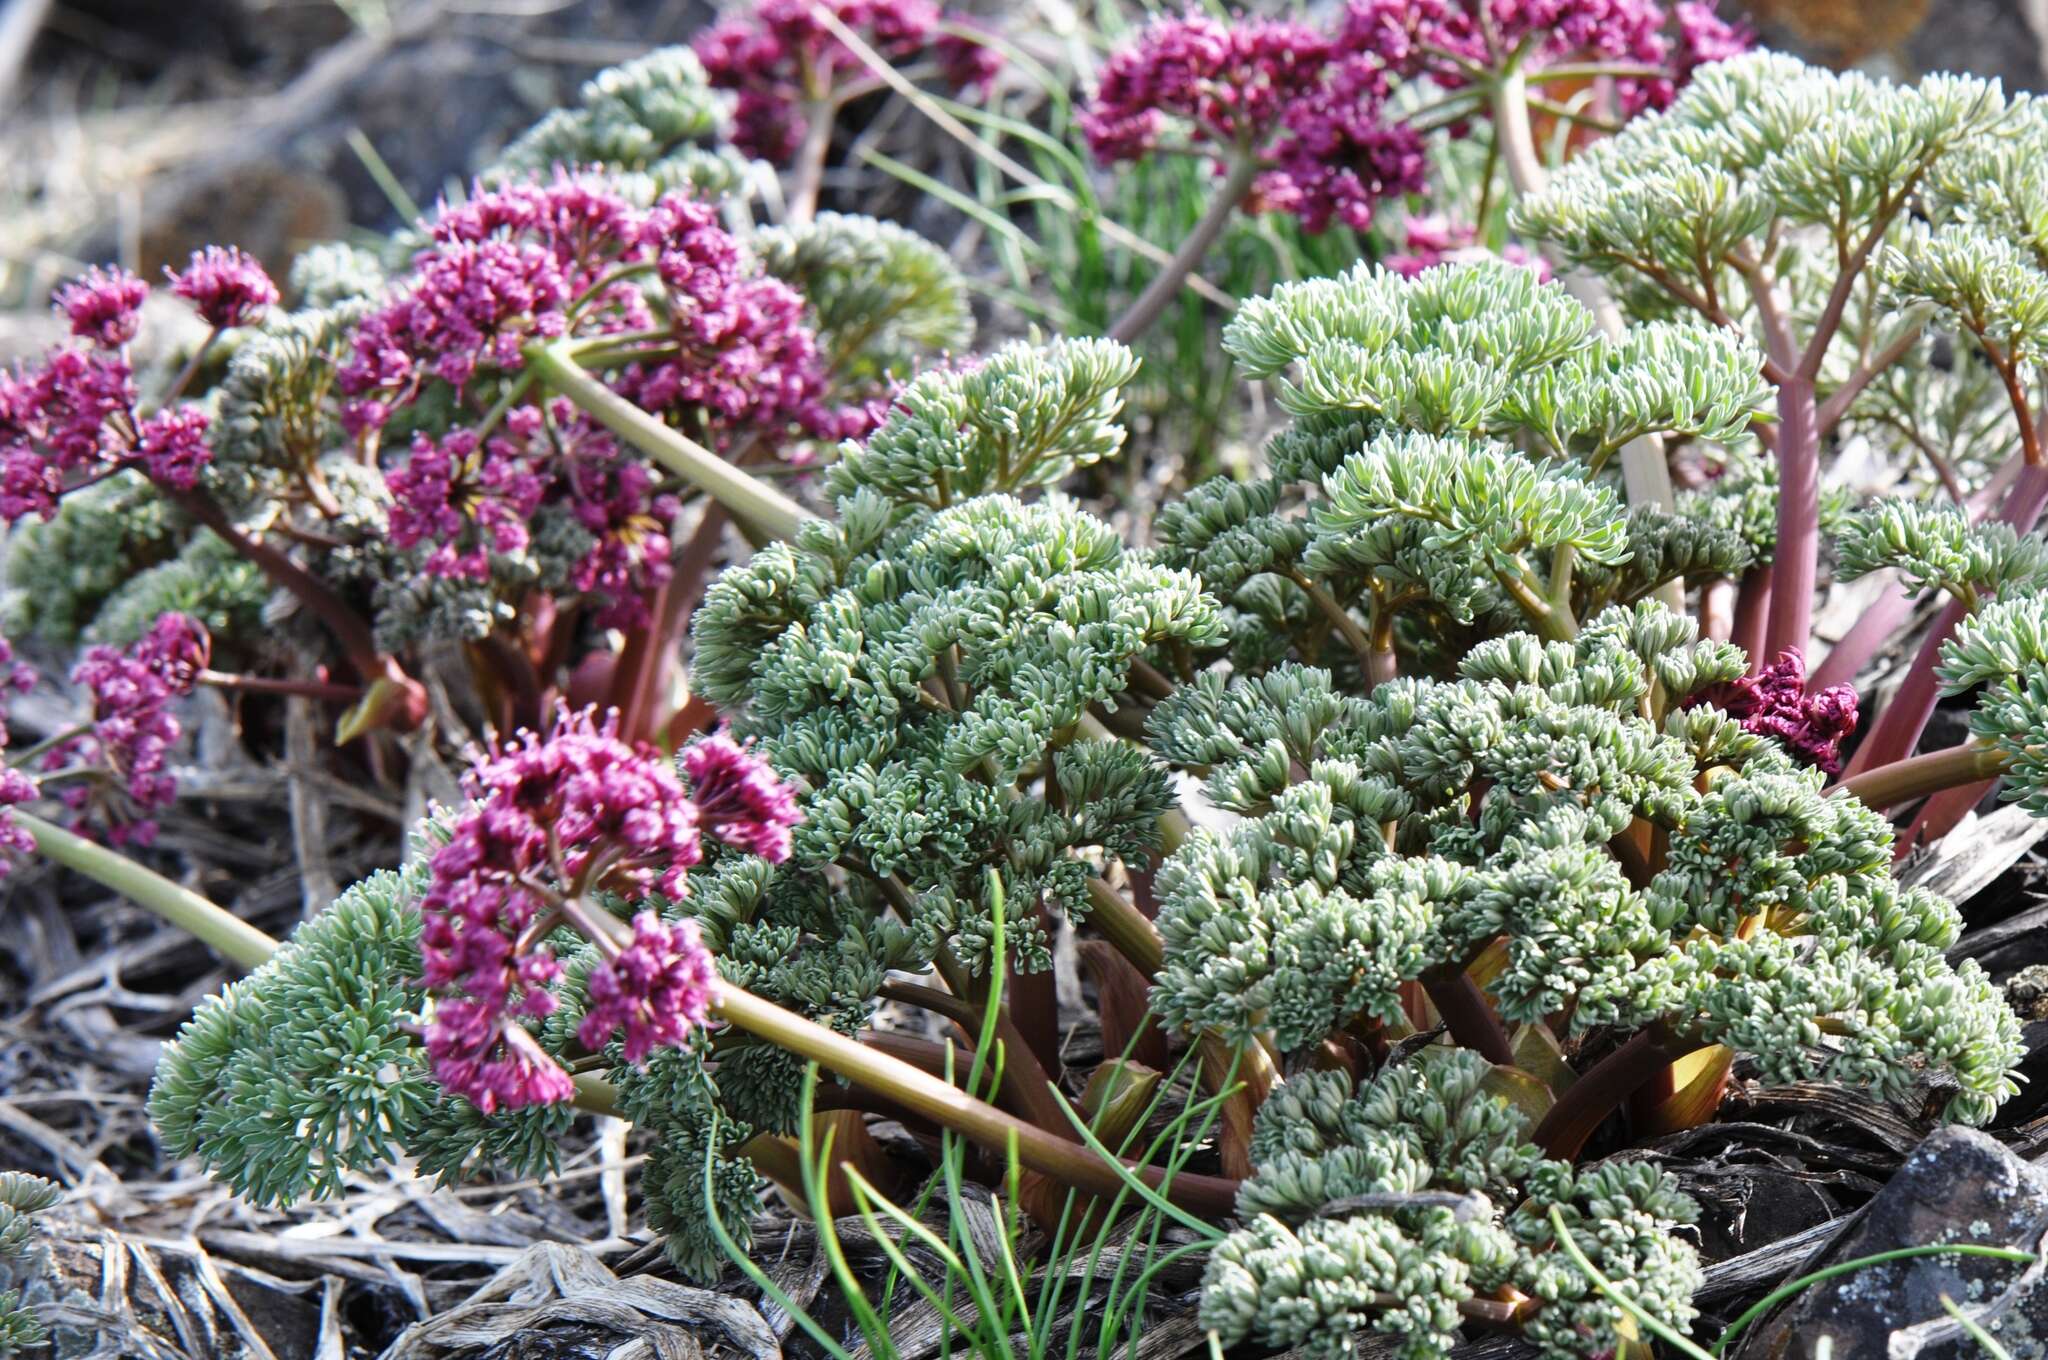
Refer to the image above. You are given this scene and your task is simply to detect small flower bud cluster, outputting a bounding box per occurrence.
[694,0,999,164]
[168,246,280,330]
[53,266,149,347]
[21,613,211,849]
[1694,648,1859,774]
[417,707,799,1112]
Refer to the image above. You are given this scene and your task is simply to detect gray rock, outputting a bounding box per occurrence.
[1737,1126,2048,1359]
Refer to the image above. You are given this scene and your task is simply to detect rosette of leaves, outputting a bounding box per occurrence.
[695,338,1219,971]
[1202,1050,1699,1360]
[1148,603,2022,1125]
[1155,259,1768,675]
[490,45,749,197]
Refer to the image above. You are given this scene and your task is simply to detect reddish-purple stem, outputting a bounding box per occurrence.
[1841,463,2048,779]
[1731,562,1773,671]
[1763,377,1820,662]
[1530,1026,1679,1160]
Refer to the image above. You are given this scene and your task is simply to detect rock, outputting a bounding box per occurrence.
[1737,1126,2048,1359]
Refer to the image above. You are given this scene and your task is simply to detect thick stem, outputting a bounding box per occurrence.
[1904,774,2002,853]
[17,811,277,969]
[1420,967,1515,1067]
[1763,376,1821,662]
[1530,1026,1679,1160]
[196,671,364,704]
[1368,600,1400,686]
[1105,151,1258,346]
[878,978,1073,1136]
[611,502,731,745]
[1732,562,1772,670]
[1083,875,1165,978]
[713,983,1241,1215]
[786,100,836,226]
[1840,462,2048,776]
[1294,573,1377,674]
[525,343,811,544]
[1832,742,2006,810]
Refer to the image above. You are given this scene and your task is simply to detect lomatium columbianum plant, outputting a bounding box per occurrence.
[0,16,2037,1360]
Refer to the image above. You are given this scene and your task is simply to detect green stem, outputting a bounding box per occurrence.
[1083,875,1164,978]
[1833,742,2008,809]
[713,982,1240,1215]
[16,811,277,970]
[524,342,812,544]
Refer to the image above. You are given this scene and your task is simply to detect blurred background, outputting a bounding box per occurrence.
[1,0,2045,322]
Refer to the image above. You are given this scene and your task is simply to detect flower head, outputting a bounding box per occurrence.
[54,266,149,347]
[169,246,279,329]
[386,427,546,580]
[46,612,208,846]
[1082,1,1750,231]
[0,348,136,522]
[1696,648,1859,774]
[681,734,803,862]
[135,407,214,491]
[418,706,705,1109]
[1080,10,1423,233]
[694,0,999,163]
[578,912,719,1063]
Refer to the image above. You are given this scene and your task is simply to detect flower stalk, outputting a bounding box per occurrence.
[524,341,810,545]
[14,810,277,970]
[1105,148,1259,346]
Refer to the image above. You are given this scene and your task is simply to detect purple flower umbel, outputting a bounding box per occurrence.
[418,708,804,1110]
[682,734,803,864]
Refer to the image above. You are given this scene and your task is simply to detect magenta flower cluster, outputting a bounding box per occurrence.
[1080,10,1425,234]
[38,612,210,847]
[1082,1,1746,232]
[579,912,719,1065]
[0,347,139,522]
[340,175,845,623]
[1386,214,1550,279]
[695,0,999,164]
[0,255,261,523]
[54,266,149,347]
[683,734,803,863]
[1345,0,1750,115]
[1697,648,1859,775]
[417,707,799,1112]
[168,246,280,330]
